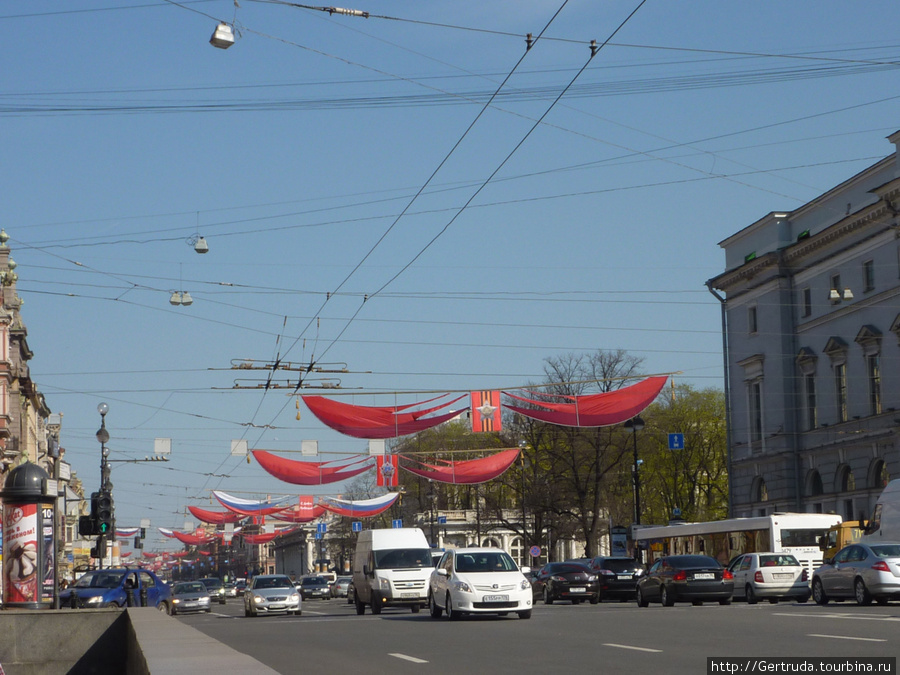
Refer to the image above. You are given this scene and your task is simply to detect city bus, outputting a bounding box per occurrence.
[635,513,842,576]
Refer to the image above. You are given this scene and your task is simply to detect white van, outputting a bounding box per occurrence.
[862,479,900,543]
[352,527,432,615]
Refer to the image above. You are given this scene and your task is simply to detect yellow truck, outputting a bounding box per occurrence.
[818,521,863,563]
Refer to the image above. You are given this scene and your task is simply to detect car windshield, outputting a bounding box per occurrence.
[201,579,222,588]
[670,556,720,569]
[302,577,327,586]
[253,576,293,589]
[871,545,900,558]
[175,582,207,594]
[549,563,590,574]
[759,554,799,567]
[73,572,124,589]
[374,548,433,570]
[454,552,518,573]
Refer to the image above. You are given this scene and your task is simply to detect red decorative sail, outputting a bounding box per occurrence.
[272,504,327,523]
[503,376,668,427]
[301,394,467,439]
[253,450,374,486]
[400,448,520,485]
[240,529,294,544]
[188,505,244,525]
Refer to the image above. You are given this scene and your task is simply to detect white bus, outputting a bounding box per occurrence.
[635,513,842,576]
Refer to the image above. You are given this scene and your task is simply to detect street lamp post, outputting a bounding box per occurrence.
[96,403,111,569]
[624,415,645,529]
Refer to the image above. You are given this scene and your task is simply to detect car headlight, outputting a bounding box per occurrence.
[452,580,472,593]
[290,593,300,602]
[173,598,182,604]
[253,595,266,604]
[85,596,104,605]
[520,579,531,591]
[587,575,597,582]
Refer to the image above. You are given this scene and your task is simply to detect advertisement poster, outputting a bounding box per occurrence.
[42,504,55,601]
[3,502,40,603]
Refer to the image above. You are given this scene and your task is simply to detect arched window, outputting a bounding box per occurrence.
[806,470,824,497]
[482,537,500,548]
[836,464,855,492]
[751,476,768,502]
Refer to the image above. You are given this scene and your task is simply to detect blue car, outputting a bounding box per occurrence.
[60,568,172,613]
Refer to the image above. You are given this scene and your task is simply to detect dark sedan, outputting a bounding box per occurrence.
[588,556,644,602]
[298,575,331,600]
[532,562,600,605]
[637,555,733,607]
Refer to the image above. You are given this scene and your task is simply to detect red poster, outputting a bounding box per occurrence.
[376,455,398,487]
[3,503,40,603]
[471,390,501,432]
[299,496,314,519]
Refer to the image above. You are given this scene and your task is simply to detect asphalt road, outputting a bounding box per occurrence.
[175,595,899,674]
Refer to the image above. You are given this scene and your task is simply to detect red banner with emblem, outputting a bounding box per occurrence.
[471,390,501,432]
[376,455,399,487]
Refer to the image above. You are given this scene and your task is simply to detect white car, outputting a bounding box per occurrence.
[428,548,532,620]
[243,574,302,617]
[727,552,810,604]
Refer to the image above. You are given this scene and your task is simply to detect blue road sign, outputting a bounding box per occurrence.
[437,515,447,525]
[392,519,403,528]
[668,433,685,450]
[352,521,362,532]
[315,532,322,540]
[316,523,327,534]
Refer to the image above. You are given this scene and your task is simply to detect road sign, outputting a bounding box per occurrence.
[316,523,327,534]
[668,433,685,450]
[529,545,541,557]
[352,521,362,532]
[392,519,403,528]
[314,532,322,540]
[437,515,447,525]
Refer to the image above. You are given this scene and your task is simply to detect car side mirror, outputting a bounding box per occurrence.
[818,535,827,551]
[436,568,448,577]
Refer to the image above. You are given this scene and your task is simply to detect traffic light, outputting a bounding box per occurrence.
[96,490,114,536]
[91,538,107,561]
[78,515,96,537]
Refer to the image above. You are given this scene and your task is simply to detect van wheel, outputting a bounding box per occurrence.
[371,594,382,615]
[429,593,443,619]
[354,592,365,615]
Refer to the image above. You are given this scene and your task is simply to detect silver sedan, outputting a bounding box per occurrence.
[812,543,900,605]
[243,575,302,617]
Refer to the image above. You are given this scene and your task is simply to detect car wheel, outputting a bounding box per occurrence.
[371,594,382,615]
[572,598,582,605]
[205,608,211,613]
[745,585,757,605]
[244,607,251,617]
[446,594,461,621]
[589,593,600,605]
[171,607,177,616]
[429,592,443,619]
[692,600,703,606]
[296,609,302,616]
[718,598,731,606]
[411,604,420,613]
[636,587,649,608]
[854,578,872,606]
[543,587,553,605]
[875,597,888,606]
[812,579,829,606]
[660,586,675,607]
[517,609,532,619]
[157,602,170,615]
[768,598,778,604]
[106,601,119,609]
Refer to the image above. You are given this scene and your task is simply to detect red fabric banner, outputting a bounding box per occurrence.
[376,455,399,487]
[471,390,501,432]
[400,448,520,485]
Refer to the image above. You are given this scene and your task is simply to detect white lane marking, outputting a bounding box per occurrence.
[808,634,887,643]
[390,653,429,664]
[774,612,900,622]
[602,643,663,653]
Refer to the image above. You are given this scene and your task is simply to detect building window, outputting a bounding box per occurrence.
[867,353,882,415]
[749,380,763,442]
[804,372,817,430]
[863,259,875,292]
[748,305,758,335]
[801,287,812,318]
[834,362,848,423]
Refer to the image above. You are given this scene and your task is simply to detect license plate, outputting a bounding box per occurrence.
[773,573,793,580]
[401,592,418,598]
[617,574,633,580]
[569,587,586,593]
[483,594,508,602]
[693,573,715,580]
[270,604,285,609]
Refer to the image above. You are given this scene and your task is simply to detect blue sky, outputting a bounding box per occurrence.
[3,1,899,552]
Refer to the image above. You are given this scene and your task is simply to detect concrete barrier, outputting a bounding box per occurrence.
[0,607,280,675]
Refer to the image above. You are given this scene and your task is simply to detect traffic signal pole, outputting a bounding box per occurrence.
[95,403,114,569]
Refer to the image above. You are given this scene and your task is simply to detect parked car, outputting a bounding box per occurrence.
[532,561,599,605]
[588,556,644,602]
[428,547,533,620]
[244,574,302,617]
[198,577,227,605]
[812,542,900,605]
[298,575,331,600]
[636,555,733,607]
[171,581,212,615]
[60,568,172,613]
[727,552,809,604]
[331,576,352,598]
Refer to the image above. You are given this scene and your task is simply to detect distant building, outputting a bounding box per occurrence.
[709,131,900,520]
